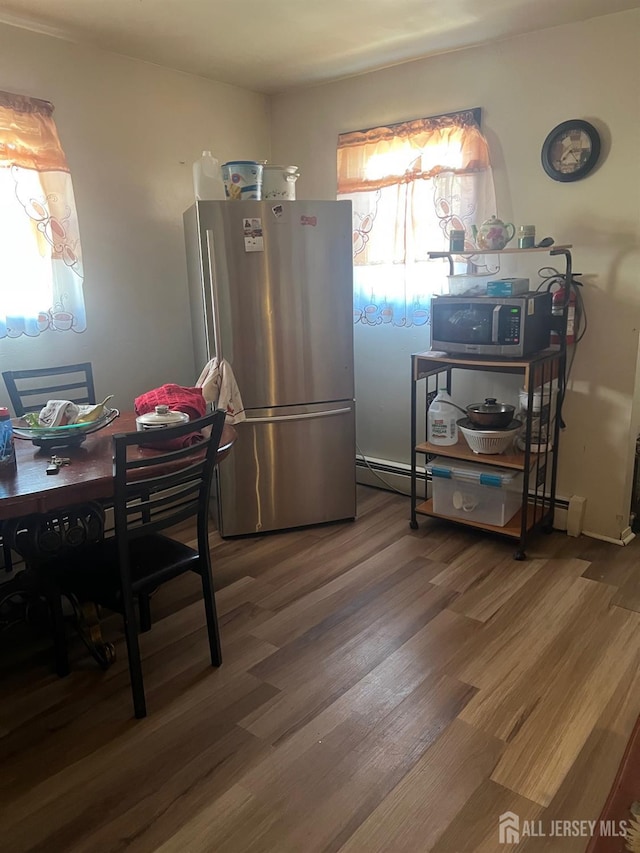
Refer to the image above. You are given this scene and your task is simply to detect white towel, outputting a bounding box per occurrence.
[196,358,246,424]
[38,400,80,428]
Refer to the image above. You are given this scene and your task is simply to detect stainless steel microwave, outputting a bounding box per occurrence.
[430,292,552,357]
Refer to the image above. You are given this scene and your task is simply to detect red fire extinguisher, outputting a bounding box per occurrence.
[550,282,576,346]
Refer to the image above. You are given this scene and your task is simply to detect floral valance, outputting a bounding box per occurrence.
[337,110,492,194]
[0,91,70,173]
[0,90,85,338]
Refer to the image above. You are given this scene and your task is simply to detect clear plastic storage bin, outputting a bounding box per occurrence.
[426,457,522,527]
[446,274,493,296]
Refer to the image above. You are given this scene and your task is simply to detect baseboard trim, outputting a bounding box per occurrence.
[582,528,636,546]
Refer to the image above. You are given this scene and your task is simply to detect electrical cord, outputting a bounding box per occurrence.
[564,281,587,391]
[356,441,412,497]
[536,265,588,428]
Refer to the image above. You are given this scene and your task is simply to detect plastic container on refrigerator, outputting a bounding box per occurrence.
[426,457,522,526]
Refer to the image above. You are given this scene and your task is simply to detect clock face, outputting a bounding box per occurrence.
[549,129,592,174]
[541,120,601,182]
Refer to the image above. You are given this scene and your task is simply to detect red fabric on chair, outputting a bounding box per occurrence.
[134,384,207,449]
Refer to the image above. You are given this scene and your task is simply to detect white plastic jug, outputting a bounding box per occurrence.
[193,151,226,200]
[428,389,459,446]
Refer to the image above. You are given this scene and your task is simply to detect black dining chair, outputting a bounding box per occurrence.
[2,362,96,416]
[50,408,227,719]
[1,363,96,574]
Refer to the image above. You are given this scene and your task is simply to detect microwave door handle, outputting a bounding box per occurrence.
[491,306,502,343]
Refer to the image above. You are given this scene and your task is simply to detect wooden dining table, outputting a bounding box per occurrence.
[0,411,237,521]
[0,410,237,675]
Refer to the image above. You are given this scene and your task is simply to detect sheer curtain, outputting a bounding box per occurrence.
[0,91,86,339]
[337,111,496,327]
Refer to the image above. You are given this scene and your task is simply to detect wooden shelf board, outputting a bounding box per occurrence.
[428,245,572,258]
[415,437,539,471]
[415,499,547,538]
[413,348,561,372]
[413,352,562,390]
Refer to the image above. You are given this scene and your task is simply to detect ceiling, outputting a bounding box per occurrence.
[0,0,637,94]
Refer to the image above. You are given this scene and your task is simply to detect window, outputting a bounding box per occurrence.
[337,110,496,327]
[0,91,86,339]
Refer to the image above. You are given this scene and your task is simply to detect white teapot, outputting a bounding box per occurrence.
[472,216,516,251]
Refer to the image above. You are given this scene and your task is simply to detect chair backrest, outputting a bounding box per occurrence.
[112,409,226,584]
[2,363,96,416]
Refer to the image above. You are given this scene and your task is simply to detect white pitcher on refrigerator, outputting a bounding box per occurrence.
[262,165,300,200]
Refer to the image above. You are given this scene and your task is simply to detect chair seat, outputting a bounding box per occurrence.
[52,534,201,614]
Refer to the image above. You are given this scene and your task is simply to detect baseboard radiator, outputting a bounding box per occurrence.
[356,455,425,498]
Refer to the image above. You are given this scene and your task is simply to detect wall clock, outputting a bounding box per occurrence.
[541,119,601,182]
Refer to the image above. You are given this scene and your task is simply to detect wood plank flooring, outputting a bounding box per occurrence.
[1,485,640,852]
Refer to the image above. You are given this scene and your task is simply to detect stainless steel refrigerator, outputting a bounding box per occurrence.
[183,200,356,537]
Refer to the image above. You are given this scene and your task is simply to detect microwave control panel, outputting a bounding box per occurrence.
[503,307,521,343]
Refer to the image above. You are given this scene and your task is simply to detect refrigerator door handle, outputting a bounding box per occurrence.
[244,407,352,424]
[205,230,223,360]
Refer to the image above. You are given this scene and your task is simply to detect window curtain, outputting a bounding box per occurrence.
[337,111,496,327]
[0,91,86,338]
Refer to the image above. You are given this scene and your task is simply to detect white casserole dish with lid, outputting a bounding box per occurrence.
[136,405,190,431]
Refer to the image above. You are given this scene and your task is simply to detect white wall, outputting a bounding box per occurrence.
[0,23,271,410]
[270,11,640,541]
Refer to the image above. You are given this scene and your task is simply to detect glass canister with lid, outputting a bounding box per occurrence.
[517,225,536,249]
[515,385,558,452]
